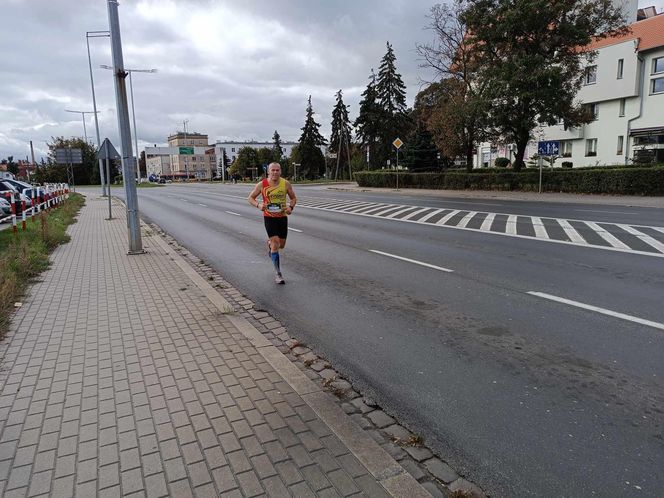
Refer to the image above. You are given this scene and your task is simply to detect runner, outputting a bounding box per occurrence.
[248,162,297,284]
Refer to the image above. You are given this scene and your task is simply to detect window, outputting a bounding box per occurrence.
[653,56,664,74]
[561,141,573,157]
[617,136,624,155]
[652,77,664,94]
[619,98,626,117]
[585,65,597,85]
[232,147,235,152]
[586,138,598,156]
[617,59,624,79]
[586,102,599,120]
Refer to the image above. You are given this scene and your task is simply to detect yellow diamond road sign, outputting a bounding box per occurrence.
[392,138,403,149]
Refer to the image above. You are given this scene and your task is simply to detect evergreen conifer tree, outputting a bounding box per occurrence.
[297,96,327,179]
[271,130,283,162]
[329,90,353,179]
[354,70,381,169]
[375,42,410,169]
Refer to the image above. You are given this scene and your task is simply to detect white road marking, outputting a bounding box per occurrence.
[531,217,549,239]
[617,224,664,253]
[402,207,431,220]
[288,227,302,232]
[435,210,461,225]
[575,209,637,215]
[506,214,518,235]
[584,221,630,249]
[456,211,477,229]
[386,206,419,219]
[527,291,664,331]
[557,219,586,243]
[480,212,495,231]
[372,205,408,217]
[418,208,445,223]
[370,250,454,273]
[198,203,207,207]
[180,198,188,202]
[225,211,241,216]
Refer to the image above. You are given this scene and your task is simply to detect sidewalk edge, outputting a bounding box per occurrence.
[148,227,432,497]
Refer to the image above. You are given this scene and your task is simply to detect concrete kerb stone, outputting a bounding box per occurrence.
[142,217,433,498]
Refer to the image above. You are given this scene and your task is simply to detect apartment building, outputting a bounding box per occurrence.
[145,132,217,180]
[539,10,664,166]
[216,141,297,163]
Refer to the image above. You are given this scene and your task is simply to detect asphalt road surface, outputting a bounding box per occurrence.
[103,183,664,497]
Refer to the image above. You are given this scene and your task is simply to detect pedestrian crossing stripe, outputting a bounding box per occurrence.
[296,198,664,258]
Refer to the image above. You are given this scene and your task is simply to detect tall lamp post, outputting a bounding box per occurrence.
[101,65,157,180]
[86,30,110,195]
[65,109,98,144]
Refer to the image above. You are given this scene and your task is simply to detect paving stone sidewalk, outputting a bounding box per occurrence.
[0,194,431,497]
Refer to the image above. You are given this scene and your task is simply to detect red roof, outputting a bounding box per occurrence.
[587,14,664,52]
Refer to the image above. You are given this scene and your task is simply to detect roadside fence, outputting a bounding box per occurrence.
[0,183,70,234]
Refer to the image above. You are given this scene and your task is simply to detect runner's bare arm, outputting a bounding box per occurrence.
[285,181,297,214]
[248,183,263,210]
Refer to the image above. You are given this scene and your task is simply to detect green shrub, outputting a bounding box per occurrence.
[354,166,664,195]
[494,157,510,168]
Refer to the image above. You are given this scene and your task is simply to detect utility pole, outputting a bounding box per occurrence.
[65,109,97,144]
[107,0,143,254]
[183,119,189,180]
[87,30,110,196]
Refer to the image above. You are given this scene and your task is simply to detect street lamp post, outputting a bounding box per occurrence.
[86,30,110,196]
[65,109,98,144]
[100,64,156,180]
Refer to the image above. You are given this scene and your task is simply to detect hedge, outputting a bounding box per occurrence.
[354,166,664,195]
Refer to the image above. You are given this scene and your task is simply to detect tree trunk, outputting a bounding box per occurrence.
[514,135,529,172]
[465,129,475,172]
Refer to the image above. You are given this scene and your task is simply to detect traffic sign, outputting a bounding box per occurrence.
[179,146,194,155]
[97,138,120,161]
[537,140,560,156]
[55,148,83,164]
[392,138,403,149]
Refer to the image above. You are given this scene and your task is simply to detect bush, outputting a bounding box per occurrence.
[354,166,664,195]
[494,157,510,168]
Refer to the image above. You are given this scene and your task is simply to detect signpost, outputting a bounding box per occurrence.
[55,148,82,192]
[393,138,403,190]
[536,140,560,194]
[98,138,121,220]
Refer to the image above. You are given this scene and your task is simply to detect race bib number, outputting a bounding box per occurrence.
[267,203,282,213]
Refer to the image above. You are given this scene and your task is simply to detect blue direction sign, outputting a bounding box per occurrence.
[537,140,560,156]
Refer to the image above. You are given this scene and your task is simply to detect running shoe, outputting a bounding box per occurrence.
[275,273,285,285]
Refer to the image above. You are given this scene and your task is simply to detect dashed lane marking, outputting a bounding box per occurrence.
[528,291,664,331]
[370,250,454,273]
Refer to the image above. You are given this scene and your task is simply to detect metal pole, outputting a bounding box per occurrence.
[129,71,140,181]
[108,0,142,254]
[105,157,112,219]
[396,148,399,191]
[538,156,543,194]
[183,119,189,180]
[87,32,108,196]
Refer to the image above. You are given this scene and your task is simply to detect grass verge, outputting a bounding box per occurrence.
[0,193,85,338]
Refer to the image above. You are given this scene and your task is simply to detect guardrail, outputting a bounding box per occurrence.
[0,183,70,233]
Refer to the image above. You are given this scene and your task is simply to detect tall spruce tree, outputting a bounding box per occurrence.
[354,70,381,169]
[297,96,327,179]
[272,130,283,162]
[329,89,353,179]
[375,42,410,168]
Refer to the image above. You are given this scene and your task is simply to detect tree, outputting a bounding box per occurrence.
[461,0,628,170]
[229,146,259,179]
[402,125,440,171]
[329,90,353,179]
[416,1,490,171]
[139,151,146,178]
[6,156,18,176]
[297,96,327,179]
[375,42,411,168]
[354,70,381,169]
[272,130,284,162]
[43,137,100,184]
[257,147,274,175]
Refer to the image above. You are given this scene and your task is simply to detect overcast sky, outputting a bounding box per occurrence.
[1,0,662,162]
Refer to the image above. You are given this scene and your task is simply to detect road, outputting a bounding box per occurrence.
[106,183,664,497]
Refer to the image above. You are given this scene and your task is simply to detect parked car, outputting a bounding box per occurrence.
[0,180,33,208]
[0,197,11,218]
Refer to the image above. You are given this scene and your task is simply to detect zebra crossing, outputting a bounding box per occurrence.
[297,197,664,257]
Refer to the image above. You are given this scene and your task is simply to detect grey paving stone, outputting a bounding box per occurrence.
[424,458,459,484]
[211,465,237,493]
[236,470,264,497]
[404,445,434,462]
[366,410,396,429]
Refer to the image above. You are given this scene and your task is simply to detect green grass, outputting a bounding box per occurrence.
[0,193,85,337]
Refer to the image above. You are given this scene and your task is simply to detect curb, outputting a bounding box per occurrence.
[148,225,433,498]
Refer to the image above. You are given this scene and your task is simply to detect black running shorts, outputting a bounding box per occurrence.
[264,216,288,239]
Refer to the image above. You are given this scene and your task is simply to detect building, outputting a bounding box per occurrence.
[145,132,217,180]
[537,7,664,167]
[216,141,297,163]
